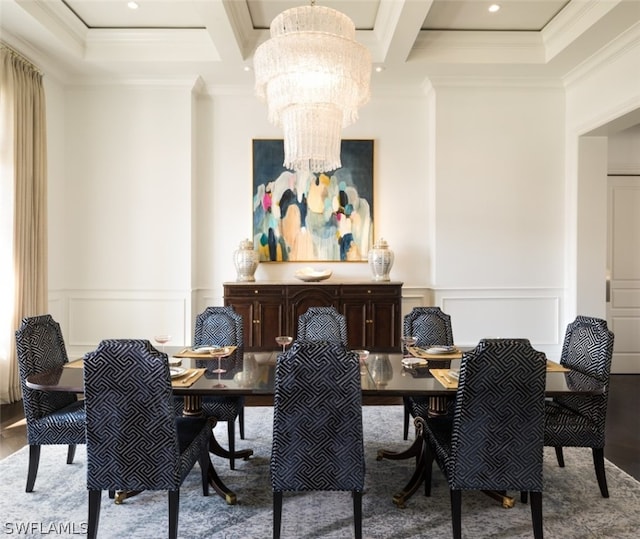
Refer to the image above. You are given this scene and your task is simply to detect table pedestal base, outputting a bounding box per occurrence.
[113,395,253,506]
[379,411,516,509]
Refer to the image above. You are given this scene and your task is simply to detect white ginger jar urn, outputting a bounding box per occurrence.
[368,238,394,281]
[234,239,259,282]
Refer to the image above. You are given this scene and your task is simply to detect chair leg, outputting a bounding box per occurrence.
[26,445,41,492]
[403,397,411,440]
[66,444,77,464]
[87,489,101,539]
[239,400,245,440]
[228,420,235,470]
[530,491,543,539]
[521,490,528,503]
[353,490,363,539]
[273,491,283,539]
[200,441,210,496]
[169,490,180,539]
[424,440,433,497]
[450,489,462,539]
[554,446,565,467]
[592,447,609,498]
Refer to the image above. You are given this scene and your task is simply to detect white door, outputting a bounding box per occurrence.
[607,176,640,373]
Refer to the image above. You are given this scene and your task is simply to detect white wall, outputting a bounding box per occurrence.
[609,125,640,174]
[564,25,640,321]
[427,81,566,350]
[44,27,640,361]
[193,90,430,304]
[48,82,196,351]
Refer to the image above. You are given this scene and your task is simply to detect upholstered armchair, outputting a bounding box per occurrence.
[15,314,86,492]
[421,338,546,539]
[296,306,348,344]
[271,340,365,539]
[544,315,615,497]
[402,307,455,439]
[84,339,210,539]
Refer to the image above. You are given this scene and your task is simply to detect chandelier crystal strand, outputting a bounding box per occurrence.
[254,4,371,173]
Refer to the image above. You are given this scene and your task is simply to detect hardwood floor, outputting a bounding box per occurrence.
[2,375,638,481]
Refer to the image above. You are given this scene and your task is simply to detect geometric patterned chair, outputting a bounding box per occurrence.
[271,340,365,539]
[84,339,210,539]
[15,314,86,493]
[193,306,245,470]
[402,307,455,439]
[420,338,546,539]
[544,316,615,498]
[296,306,348,345]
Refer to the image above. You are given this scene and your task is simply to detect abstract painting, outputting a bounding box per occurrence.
[252,139,374,262]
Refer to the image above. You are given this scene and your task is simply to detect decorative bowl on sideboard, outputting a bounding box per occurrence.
[294,267,333,282]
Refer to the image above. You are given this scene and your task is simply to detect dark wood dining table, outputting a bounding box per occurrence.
[26,346,606,507]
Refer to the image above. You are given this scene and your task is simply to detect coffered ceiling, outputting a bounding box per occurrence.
[1,0,639,90]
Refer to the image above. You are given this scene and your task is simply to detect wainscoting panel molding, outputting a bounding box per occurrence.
[432,288,563,358]
[60,291,191,354]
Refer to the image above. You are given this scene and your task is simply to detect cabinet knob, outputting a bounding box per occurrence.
[254,290,258,294]
[366,319,373,324]
[253,319,260,324]
[367,290,372,294]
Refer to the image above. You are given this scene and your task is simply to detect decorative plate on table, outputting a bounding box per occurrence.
[170,367,187,379]
[294,267,332,282]
[425,346,457,355]
[192,346,223,353]
[401,357,428,367]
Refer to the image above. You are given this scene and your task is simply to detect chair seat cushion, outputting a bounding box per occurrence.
[423,416,454,472]
[172,396,240,421]
[175,416,210,482]
[408,396,430,419]
[27,400,86,445]
[544,401,603,447]
[200,397,241,421]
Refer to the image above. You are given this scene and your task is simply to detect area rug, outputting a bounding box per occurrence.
[1,406,639,538]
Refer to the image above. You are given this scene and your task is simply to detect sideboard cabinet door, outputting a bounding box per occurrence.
[340,284,401,352]
[223,284,285,349]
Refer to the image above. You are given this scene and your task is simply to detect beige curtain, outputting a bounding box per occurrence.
[0,45,48,404]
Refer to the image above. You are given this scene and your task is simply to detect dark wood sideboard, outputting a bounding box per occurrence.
[223,281,403,352]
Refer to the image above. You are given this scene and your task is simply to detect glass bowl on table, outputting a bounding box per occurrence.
[401,336,417,356]
[154,334,172,353]
[353,349,370,375]
[275,336,293,354]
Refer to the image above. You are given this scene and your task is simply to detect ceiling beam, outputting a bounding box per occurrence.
[375,0,435,64]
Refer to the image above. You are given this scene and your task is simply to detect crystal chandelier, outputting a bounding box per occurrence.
[253,1,371,173]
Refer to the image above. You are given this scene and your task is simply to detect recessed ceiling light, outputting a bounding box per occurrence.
[488,4,501,13]
[127,1,139,9]
[375,65,385,73]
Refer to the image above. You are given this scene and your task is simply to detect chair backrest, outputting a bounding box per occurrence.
[84,339,182,491]
[556,316,614,442]
[296,306,347,344]
[194,306,243,369]
[449,338,546,492]
[15,314,77,424]
[403,307,453,347]
[560,316,614,381]
[271,340,364,492]
[194,306,243,347]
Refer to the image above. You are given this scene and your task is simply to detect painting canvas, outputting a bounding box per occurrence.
[252,139,374,262]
